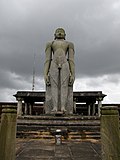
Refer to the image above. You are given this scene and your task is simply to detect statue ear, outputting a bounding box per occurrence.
[64,34,66,40]
[54,34,56,40]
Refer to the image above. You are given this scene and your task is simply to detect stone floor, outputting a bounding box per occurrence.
[16,138,102,160]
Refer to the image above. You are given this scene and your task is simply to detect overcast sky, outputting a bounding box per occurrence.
[0,0,120,103]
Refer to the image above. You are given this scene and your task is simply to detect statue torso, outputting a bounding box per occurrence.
[51,40,69,68]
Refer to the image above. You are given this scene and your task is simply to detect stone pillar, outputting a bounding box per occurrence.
[0,105,17,160]
[73,100,76,113]
[29,104,32,115]
[29,103,33,115]
[17,98,23,116]
[101,106,120,160]
[88,104,91,116]
[92,103,96,116]
[97,98,102,116]
[24,102,28,115]
[43,101,45,114]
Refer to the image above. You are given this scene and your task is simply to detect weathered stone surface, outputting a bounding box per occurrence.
[16,139,101,159]
[44,28,75,114]
[101,106,120,160]
[17,98,23,116]
[13,91,106,116]
[16,115,101,140]
[0,105,17,160]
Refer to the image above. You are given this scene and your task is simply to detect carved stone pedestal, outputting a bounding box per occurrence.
[0,105,17,160]
[101,106,120,160]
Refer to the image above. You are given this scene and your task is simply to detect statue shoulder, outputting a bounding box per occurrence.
[45,41,53,52]
[46,41,52,48]
[68,41,74,50]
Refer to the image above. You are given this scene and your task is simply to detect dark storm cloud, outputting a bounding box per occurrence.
[77,37,120,77]
[0,0,120,101]
[1,0,119,77]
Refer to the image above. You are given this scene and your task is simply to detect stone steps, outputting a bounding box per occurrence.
[17,130,100,139]
[17,115,100,140]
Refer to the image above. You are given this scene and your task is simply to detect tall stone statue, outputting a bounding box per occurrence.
[44,28,75,114]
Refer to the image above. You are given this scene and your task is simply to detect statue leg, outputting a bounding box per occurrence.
[61,82,68,112]
[49,62,59,112]
[45,85,52,114]
[50,77,58,112]
[61,63,70,112]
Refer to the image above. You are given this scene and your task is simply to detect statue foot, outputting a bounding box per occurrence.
[61,107,67,113]
[51,108,57,112]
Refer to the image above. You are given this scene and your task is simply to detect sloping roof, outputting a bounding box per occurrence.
[14,91,106,103]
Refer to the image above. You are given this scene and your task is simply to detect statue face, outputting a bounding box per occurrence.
[54,28,66,39]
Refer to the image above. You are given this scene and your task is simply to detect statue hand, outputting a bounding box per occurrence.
[45,75,50,86]
[69,75,75,86]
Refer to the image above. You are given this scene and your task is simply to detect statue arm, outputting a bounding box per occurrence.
[44,42,52,85]
[68,42,75,85]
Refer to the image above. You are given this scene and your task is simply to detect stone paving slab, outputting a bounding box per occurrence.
[16,139,101,160]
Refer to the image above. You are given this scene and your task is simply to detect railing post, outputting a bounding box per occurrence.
[101,106,120,160]
[0,105,17,160]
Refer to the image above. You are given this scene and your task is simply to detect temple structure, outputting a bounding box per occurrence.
[14,91,106,117]
[14,29,106,118]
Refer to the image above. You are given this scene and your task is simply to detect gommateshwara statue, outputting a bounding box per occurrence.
[44,28,75,114]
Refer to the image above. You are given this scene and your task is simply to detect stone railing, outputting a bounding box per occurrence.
[0,105,17,160]
[101,106,120,160]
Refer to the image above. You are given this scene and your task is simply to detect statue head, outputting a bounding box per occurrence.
[54,28,66,40]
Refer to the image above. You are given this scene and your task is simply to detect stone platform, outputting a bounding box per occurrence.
[16,139,101,160]
[17,115,100,139]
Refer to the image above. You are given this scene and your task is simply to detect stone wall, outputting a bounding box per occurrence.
[0,102,17,119]
[0,102,120,117]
